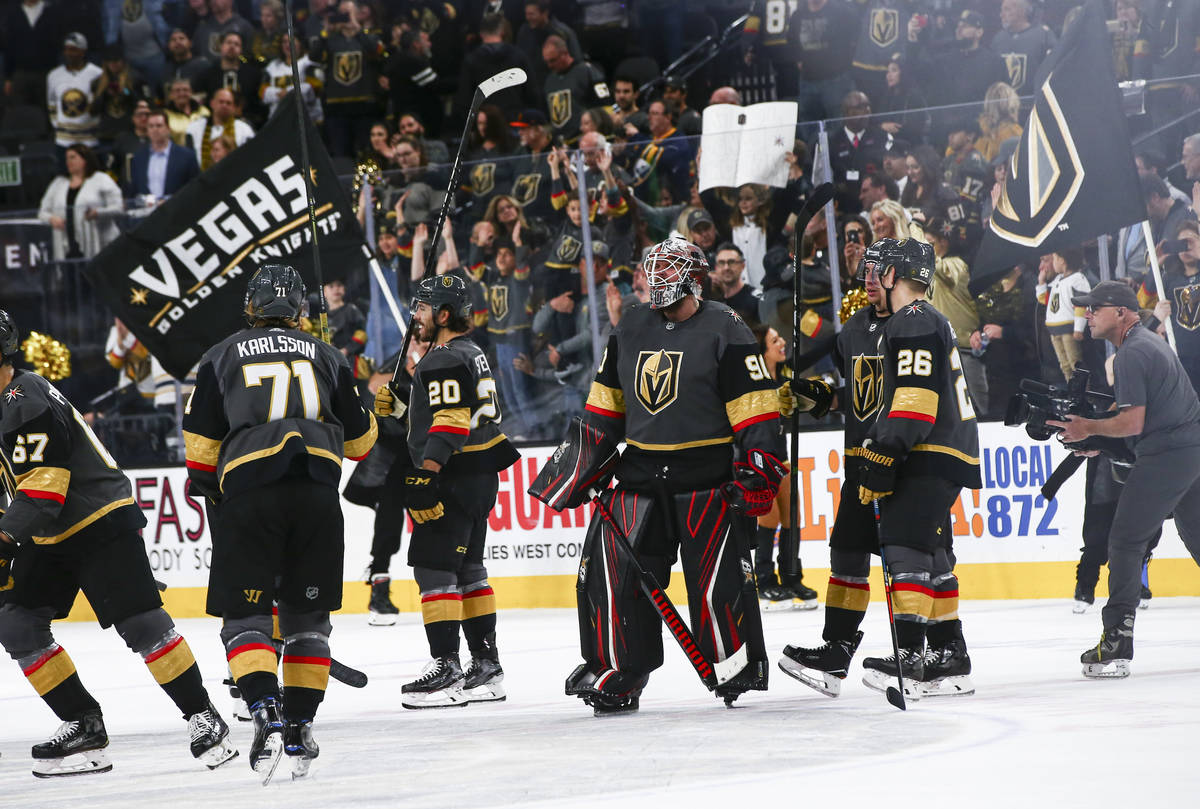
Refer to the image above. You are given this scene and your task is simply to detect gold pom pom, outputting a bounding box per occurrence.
[839,288,870,323]
[21,332,72,380]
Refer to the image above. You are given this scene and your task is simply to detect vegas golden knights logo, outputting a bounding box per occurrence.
[1050,291,1060,312]
[870,9,899,48]
[1174,284,1200,331]
[635,350,682,414]
[489,285,510,321]
[1004,53,1028,90]
[334,51,363,86]
[556,234,582,263]
[61,88,88,117]
[243,588,263,604]
[852,354,885,421]
[471,163,496,196]
[122,0,142,22]
[990,78,1084,247]
[513,174,541,206]
[548,89,572,128]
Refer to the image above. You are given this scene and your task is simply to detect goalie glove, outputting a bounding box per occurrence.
[721,449,787,517]
[857,440,899,504]
[791,377,834,419]
[374,381,407,420]
[404,469,444,524]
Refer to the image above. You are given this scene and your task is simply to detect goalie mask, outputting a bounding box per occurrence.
[527,417,619,511]
[644,237,708,310]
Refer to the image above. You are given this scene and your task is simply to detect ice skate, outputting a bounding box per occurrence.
[248,696,285,785]
[1081,617,1134,679]
[224,677,253,722]
[31,709,112,778]
[284,720,319,780]
[368,575,399,626]
[567,665,646,716]
[1072,583,1094,614]
[714,659,769,707]
[920,640,975,697]
[187,701,238,769]
[1138,584,1152,610]
[463,656,506,703]
[758,582,797,612]
[785,580,820,611]
[861,647,924,700]
[778,630,864,697]
[401,656,467,709]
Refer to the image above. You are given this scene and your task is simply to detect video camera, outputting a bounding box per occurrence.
[1004,368,1115,441]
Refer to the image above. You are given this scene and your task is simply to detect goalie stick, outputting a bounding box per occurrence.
[588,489,749,691]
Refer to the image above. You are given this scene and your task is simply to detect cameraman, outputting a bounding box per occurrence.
[1048,281,1200,678]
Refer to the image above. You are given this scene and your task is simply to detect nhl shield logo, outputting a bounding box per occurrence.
[1174,284,1200,331]
[870,8,899,48]
[305,586,319,600]
[471,163,496,196]
[548,89,572,129]
[990,79,1084,247]
[635,349,682,415]
[334,51,363,86]
[852,354,885,422]
[489,285,510,321]
[1004,53,1028,90]
[513,174,541,206]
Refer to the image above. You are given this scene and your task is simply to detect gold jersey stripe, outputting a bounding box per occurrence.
[891,386,939,419]
[33,497,136,545]
[910,443,981,465]
[283,660,331,691]
[24,646,77,696]
[228,648,278,681]
[586,382,625,415]
[460,433,508,453]
[145,638,197,685]
[15,466,70,497]
[421,596,464,625]
[431,407,471,432]
[726,388,778,429]
[462,591,497,619]
[344,413,378,459]
[183,430,221,467]
[826,581,871,612]
[219,431,343,489]
[626,436,733,451]
[929,598,959,621]
[890,588,934,619]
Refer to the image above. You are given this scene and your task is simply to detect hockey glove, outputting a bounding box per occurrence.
[0,532,15,593]
[791,377,835,419]
[776,382,796,418]
[721,449,787,517]
[374,382,407,420]
[857,440,899,504]
[404,469,444,524]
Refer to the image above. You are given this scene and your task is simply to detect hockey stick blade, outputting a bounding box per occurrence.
[330,658,368,688]
[479,68,528,98]
[801,182,835,221]
[886,686,907,711]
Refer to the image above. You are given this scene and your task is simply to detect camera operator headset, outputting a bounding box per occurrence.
[1047,281,1200,678]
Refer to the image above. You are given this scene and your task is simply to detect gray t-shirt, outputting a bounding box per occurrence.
[1114,323,1200,455]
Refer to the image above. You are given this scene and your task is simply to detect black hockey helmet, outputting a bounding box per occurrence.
[856,239,892,281]
[878,238,934,288]
[245,264,306,325]
[0,309,19,365]
[412,274,472,321]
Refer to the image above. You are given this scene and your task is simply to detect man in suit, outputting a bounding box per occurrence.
[131,109,200,202]
[829,91,889,215]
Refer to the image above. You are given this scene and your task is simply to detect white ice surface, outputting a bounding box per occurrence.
[4,599,1200,808]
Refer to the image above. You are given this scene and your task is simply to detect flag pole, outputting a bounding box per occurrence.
[1142,220,1177,353]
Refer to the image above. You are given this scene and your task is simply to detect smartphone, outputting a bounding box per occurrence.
[1162,239,1188,254]
[847,230,861,244]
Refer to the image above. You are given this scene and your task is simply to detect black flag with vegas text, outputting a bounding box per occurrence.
[969,0,1145,295]
[84,93,368,379]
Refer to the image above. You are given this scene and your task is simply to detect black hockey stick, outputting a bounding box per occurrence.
[330,657,368,688]
[782,182,836,582]
[589,490,748,690]
[872,498,907,711]
[390,67,528,386]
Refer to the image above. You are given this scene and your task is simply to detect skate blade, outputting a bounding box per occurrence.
[777,657,842,698]
[759,598,794,613]
[464,682,507,703]
[1071,601,1092,614]
[921,675,976,697]
[253,734,285,786]
[290,755,315,780]
[198,737,240,770]
[1082,660,1130,679]
[32,749,113,778]
[1138,599,1150,610]
[401,686,468,709]
[367,611,398,626]
[862,669,922,700]
[791,598,820,611]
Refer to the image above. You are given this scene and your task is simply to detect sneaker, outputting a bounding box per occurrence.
[920,639,975,697]
[463,656,506,703]
[284,720,319,780]
[1081,615,1134,679]
[402,656,467,709]
[368,575,400,626]
[861,646,924,700]
[758,583,796,612]
[778,631,864,697]
[186,701,238,769]
[248,696,285,785]
[31,709,112,778]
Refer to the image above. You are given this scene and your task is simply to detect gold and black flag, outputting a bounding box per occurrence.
[84,94,368,378]
[970,0,1145,294]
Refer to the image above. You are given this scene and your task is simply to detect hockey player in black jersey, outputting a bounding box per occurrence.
[552,237,787,715]
[374,274,519,708]
[183,265,378,782]
[0,309,236,778]
[779,240,981,699]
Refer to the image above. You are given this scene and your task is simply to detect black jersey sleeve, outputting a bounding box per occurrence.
[719,331,785,460]
[582,332,625,443]
[418,355,477,466]
[0,406,71,543]
[181,358,229,500]
[333,362,377,461]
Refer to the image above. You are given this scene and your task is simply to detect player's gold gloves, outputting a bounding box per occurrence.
[857,440,898,504]
[404,470,444,524]
[374,382,406,420]
[776,382,796,417]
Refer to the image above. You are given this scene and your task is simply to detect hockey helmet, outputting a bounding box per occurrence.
[528,417,619,511]
[0,309,19,365]
[877,238,935,288]
[643,237,708,309]
[412,274,472,321]
[855,239,893,281]
[244,264,306,324]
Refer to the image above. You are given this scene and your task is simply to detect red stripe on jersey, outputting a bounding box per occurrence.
[186,460,217,472]
[887,410,936,423]
[429,425,470,435]
[143,635,184,663]
[732,411,779,432]
[585,404,624,419]
[21,489,66,504]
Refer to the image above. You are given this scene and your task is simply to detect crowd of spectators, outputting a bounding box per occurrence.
[3,0,1200,451]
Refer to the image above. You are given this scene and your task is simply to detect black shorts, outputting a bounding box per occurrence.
[9,530,162,628]
[207,478,344,617]
[829,478,878,554]
[878,475,961,553]
[407,472,499,571]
